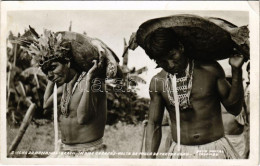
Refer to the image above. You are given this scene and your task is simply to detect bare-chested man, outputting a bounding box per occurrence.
[23,30,112,158]
[43,59,107,158]
[144,28,244,159]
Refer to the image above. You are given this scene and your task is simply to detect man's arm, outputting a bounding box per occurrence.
[145,76,165,158]
[217,55,244,116]
[76,60,98,124]
[76,76,95,124]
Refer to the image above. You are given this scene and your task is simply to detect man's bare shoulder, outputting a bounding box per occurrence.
[149,70,167,93]
[150,69,167,84]
[195,60,225,78]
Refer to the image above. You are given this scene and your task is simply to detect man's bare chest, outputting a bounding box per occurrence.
[161,69,218,108]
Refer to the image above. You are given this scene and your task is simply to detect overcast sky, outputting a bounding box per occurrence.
[7,10,249,98]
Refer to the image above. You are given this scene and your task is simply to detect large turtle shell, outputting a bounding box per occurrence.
[57,31,119,78]
[137,14,249,61]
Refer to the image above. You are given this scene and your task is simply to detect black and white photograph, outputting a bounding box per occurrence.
[0,1,259,166]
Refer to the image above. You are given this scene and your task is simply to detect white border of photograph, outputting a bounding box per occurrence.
[0,1,259,166]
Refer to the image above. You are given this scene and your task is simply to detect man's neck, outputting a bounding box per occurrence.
[175,71,186,78]
[65,69,78,84]
[174,60,190,78]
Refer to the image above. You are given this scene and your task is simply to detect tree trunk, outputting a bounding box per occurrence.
[8,103,36,156]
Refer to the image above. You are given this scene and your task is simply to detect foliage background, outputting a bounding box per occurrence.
[6,30,152,158]
[6,30,149,127]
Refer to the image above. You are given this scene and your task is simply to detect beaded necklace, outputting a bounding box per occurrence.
[60,71,87,117]
[166,60,194,110]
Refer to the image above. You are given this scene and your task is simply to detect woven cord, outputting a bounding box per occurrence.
[54,84,59,152]
[172,75,181,152]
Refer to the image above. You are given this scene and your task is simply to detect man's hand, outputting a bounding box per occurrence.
[87,60,98,79]
[229,54,244,69]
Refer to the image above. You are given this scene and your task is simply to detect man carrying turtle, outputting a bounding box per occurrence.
[20,29,119,158]
[143,27,245,159]
[43,59,107,158]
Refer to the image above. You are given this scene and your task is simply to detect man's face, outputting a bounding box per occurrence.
[42,61,70,86]
[154,48,188,75]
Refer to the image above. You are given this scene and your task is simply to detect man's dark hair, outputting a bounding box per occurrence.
[144,27,182,60]
[41,55,82,75]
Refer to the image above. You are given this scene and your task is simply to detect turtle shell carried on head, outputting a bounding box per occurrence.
[207,17,249,61]
[57,31,120,78]
[136,14,249,61]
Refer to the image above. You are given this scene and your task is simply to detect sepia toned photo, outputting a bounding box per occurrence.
[0,1,259,166]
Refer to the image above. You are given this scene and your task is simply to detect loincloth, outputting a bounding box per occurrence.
[226,127,250,159]
[167,137,240,159]
[47,138,108,158]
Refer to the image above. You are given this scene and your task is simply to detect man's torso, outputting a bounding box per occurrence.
[156,62,225,145]
[59,75,107,144]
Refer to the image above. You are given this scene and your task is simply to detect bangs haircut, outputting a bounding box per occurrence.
[144,27,181,60]
[41,56,81,75]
